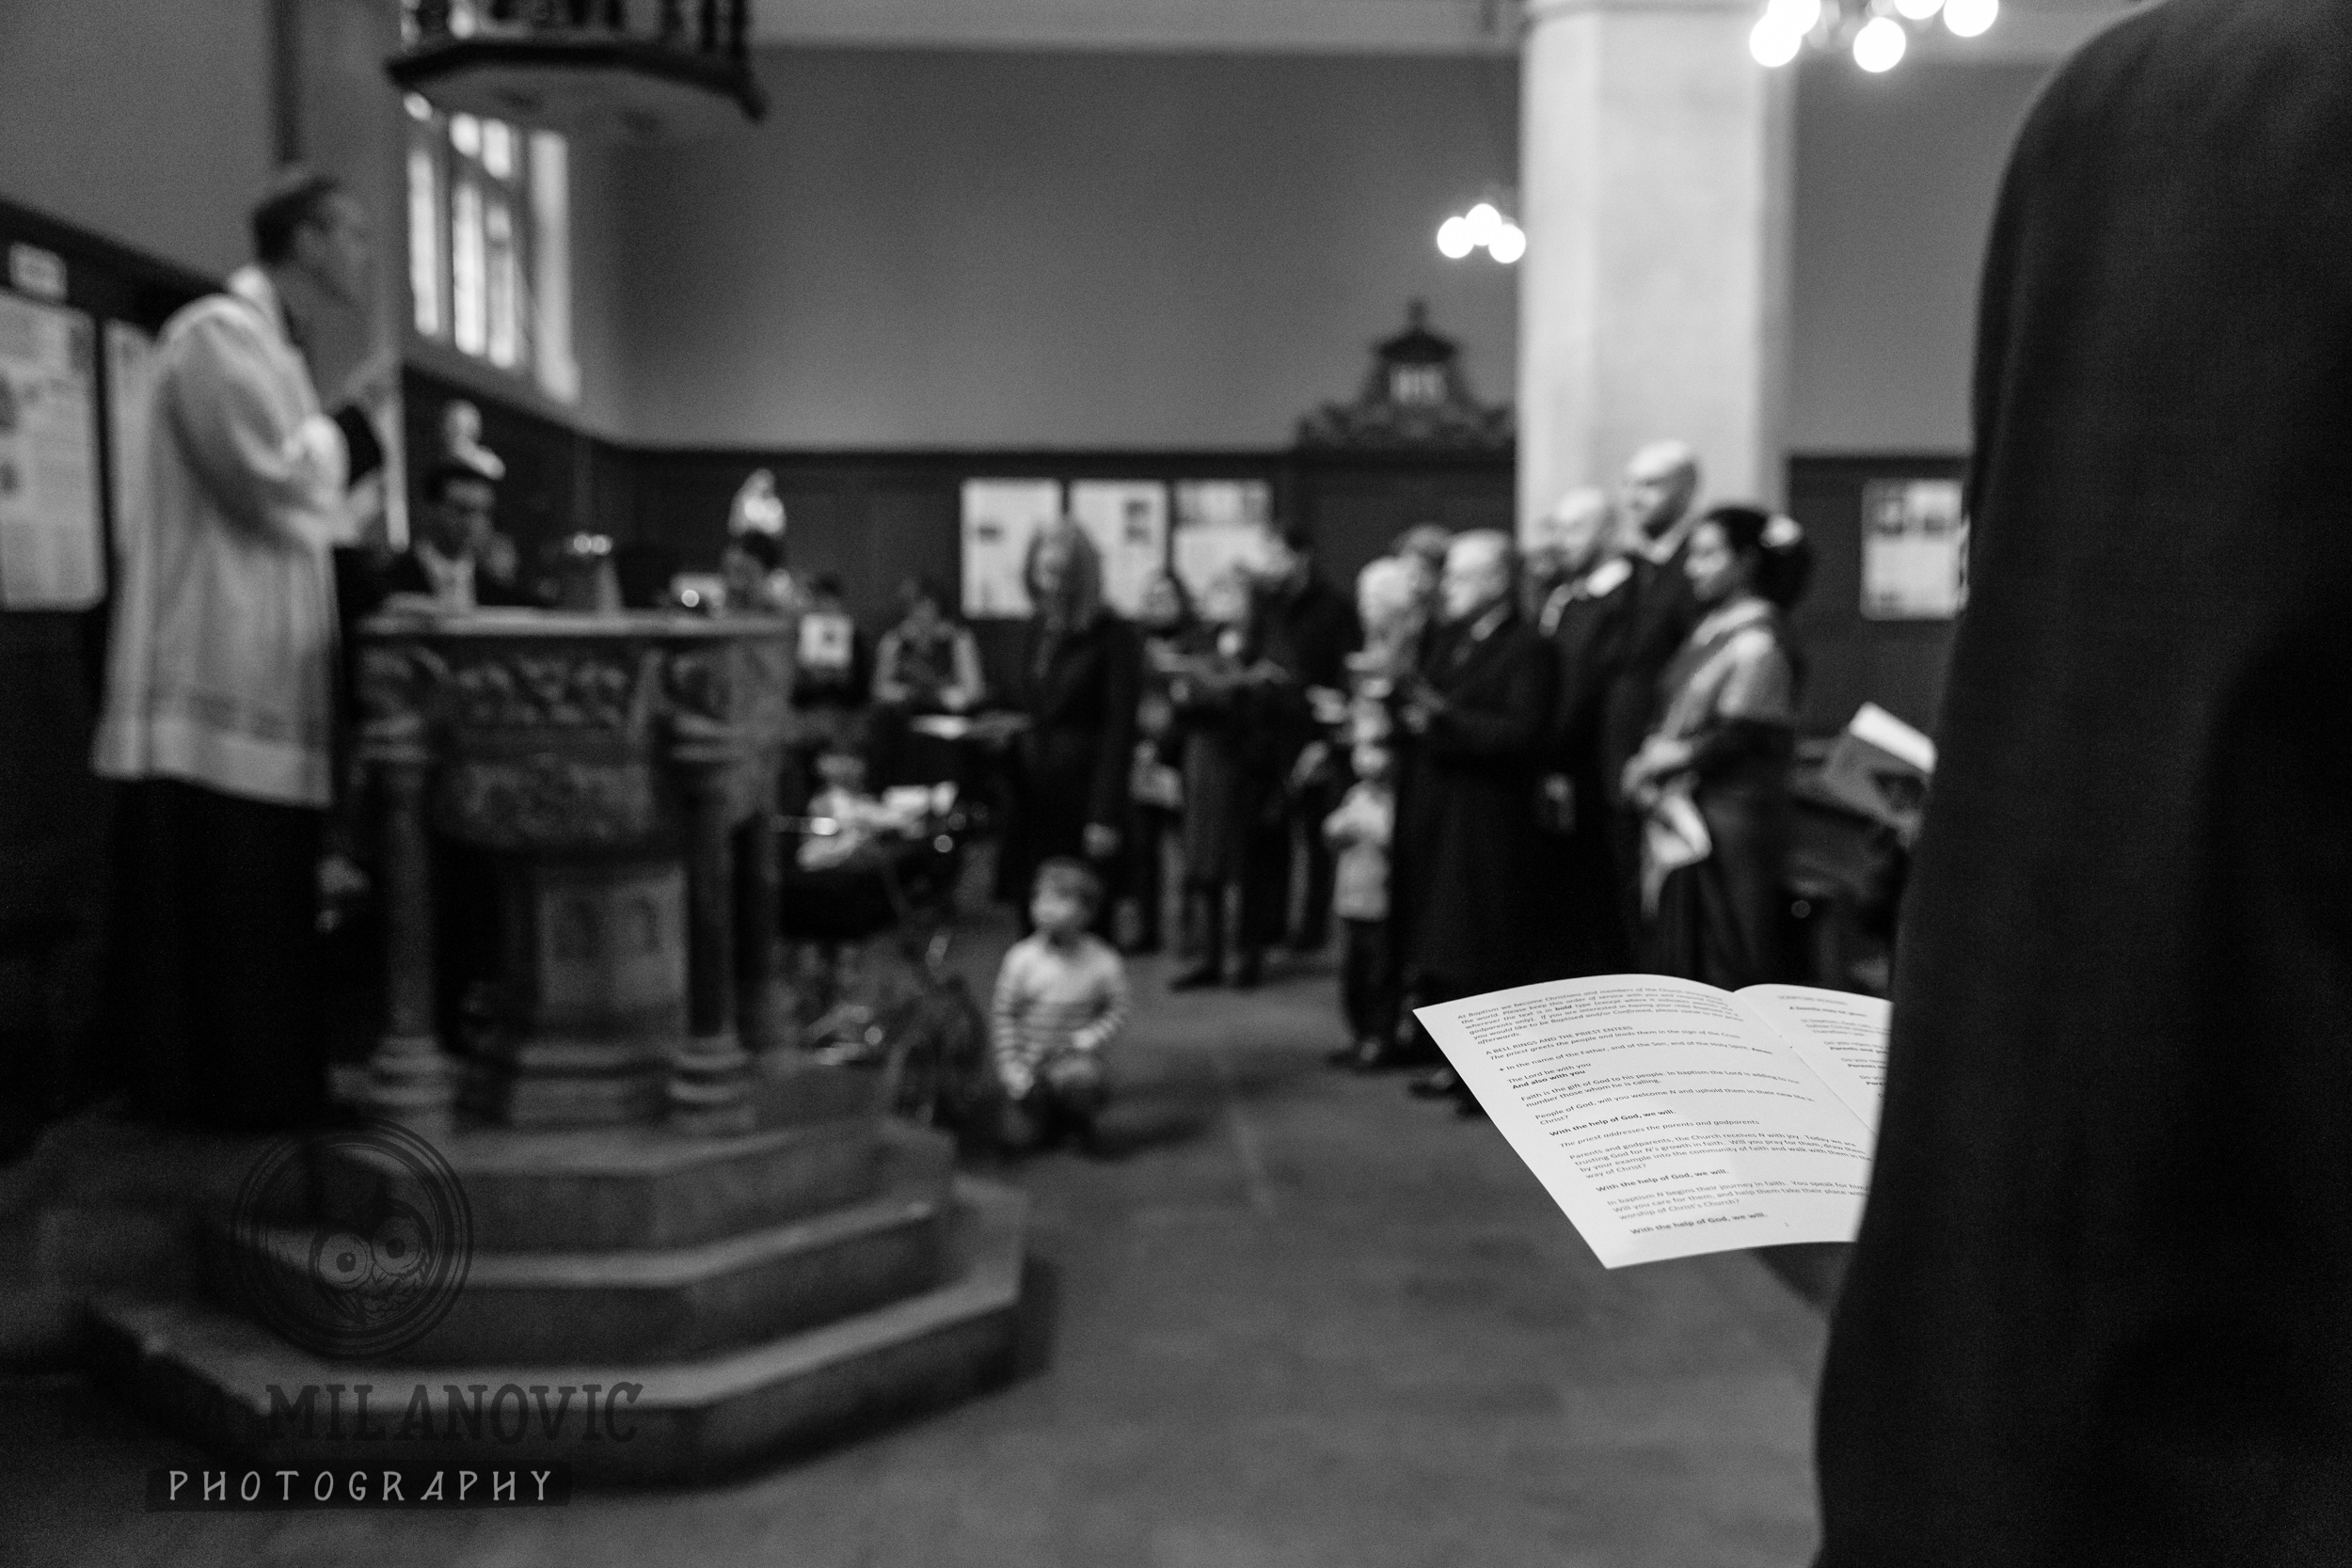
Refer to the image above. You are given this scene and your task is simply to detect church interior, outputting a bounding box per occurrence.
[0,0,2147,1561]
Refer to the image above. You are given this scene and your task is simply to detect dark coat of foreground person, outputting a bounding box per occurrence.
[1813,3,2352,1563]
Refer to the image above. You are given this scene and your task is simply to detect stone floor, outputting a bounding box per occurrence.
[0,905,1831,1566]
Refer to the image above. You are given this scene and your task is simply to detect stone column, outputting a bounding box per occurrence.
[667,699,756,1136]
[1516,0,1793,537]
[735,797,783,1054]
[359,654,456,1141]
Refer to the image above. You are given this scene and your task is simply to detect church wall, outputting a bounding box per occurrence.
[0,0,275,281]
[1788,55,2054,455]
[597,46,1525,451]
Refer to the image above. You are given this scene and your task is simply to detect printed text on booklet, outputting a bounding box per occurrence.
[1415,975,1889,1268]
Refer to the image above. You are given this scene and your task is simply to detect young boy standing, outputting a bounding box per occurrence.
[1324,742,1397,1069]
[991,859,1129,1152]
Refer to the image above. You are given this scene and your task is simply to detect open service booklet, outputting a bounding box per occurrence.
[1414,976,1890,1268]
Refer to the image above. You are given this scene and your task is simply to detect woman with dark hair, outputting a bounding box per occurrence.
[1000,518,1140,935]
[874,575,986,714]
[1620,503,1813,990]
[870,574,987,787]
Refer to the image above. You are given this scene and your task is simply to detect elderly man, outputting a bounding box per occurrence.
[1392,531,1556,1108]
[91,166,388,1132]
[1598,439,1703,953]
[1529,488,1637,978]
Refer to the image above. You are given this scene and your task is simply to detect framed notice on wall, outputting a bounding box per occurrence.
[0,290,103,610]
[961,478,1062,619]
[1170,479,1275,602]
[1860,478,1967,621]
[1068,480,1168,616]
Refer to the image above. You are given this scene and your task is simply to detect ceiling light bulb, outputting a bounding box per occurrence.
[1464,202,1502,246]
[1489,223,1526,264]
[1894,0,1942,18]
[1438,216,1475,260]
[1766,0,1822,33]
[1751,14,1804,66]
[1853,15,1907,71]
[1943,0,1996,37]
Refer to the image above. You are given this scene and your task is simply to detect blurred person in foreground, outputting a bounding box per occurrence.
[1814,4,2352,1562]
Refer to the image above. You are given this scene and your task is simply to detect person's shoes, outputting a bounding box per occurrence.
[1122,934,1164,957]
[1230,952,1262,990]
[1453,1093,1488,1120]
[1168,963,1222,991]
[1327,1038,1371,1067]
[1407,1066,1460,1099]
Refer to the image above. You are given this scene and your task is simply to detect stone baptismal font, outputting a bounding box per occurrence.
[88,606,1027,1482]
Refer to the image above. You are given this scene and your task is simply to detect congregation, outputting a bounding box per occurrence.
[695,438,1818,1127]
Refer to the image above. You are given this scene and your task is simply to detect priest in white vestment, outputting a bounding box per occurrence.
[90,167,387,1131]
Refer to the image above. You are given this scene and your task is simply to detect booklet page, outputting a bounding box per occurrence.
[1417,974,1876,1268]
[1735,984,1891,1133]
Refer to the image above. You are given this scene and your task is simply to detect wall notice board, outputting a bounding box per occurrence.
[0,287,104,610]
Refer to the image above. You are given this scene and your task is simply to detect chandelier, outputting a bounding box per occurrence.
[1750,0,1999,72]
[389,0,767,143]
[1436,194,1525,265]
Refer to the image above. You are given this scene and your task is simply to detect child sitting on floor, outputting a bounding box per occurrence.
[990,858,1130,1153]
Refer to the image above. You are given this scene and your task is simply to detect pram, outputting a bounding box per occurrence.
[772,791,993,1131]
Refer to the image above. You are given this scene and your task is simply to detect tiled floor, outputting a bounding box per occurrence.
[0,912,1829,1566]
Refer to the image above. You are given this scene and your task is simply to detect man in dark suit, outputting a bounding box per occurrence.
[1393,531,1555,1109]
[1815,5,2352,1562]
[1598,439,1702,956]
[1241,524,1362,971]
[1530,488,1637,979]
[372,460,537,612]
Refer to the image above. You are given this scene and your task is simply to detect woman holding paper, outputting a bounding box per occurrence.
[1620,505,1812,990]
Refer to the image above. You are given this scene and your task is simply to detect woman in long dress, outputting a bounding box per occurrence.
[1620,505,1813,990]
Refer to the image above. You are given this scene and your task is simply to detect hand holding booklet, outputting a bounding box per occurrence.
[1414,976,1889,1268]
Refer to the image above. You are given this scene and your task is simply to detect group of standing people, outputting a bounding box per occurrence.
[993,516,1359,983]
[982,446,1815,1118]
[1311,441,1816,1110]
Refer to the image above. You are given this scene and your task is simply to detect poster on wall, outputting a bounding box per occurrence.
[961,478,1062,618]
[0,291,103,610]
[103,319,157,564]
[1860,478,1967,621]
[1170,479,1275,602]
[1068,480,1168,616]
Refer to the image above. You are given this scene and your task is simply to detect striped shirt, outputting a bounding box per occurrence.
[990,932,1129,1094]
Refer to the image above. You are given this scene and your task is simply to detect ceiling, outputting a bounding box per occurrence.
[749,0,2137,60]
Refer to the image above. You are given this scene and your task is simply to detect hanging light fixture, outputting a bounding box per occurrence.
[1436,195,1525,265]
[1751,0,1999,70]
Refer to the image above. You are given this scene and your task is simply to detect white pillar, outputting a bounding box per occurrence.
[1517,0,1793,539]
